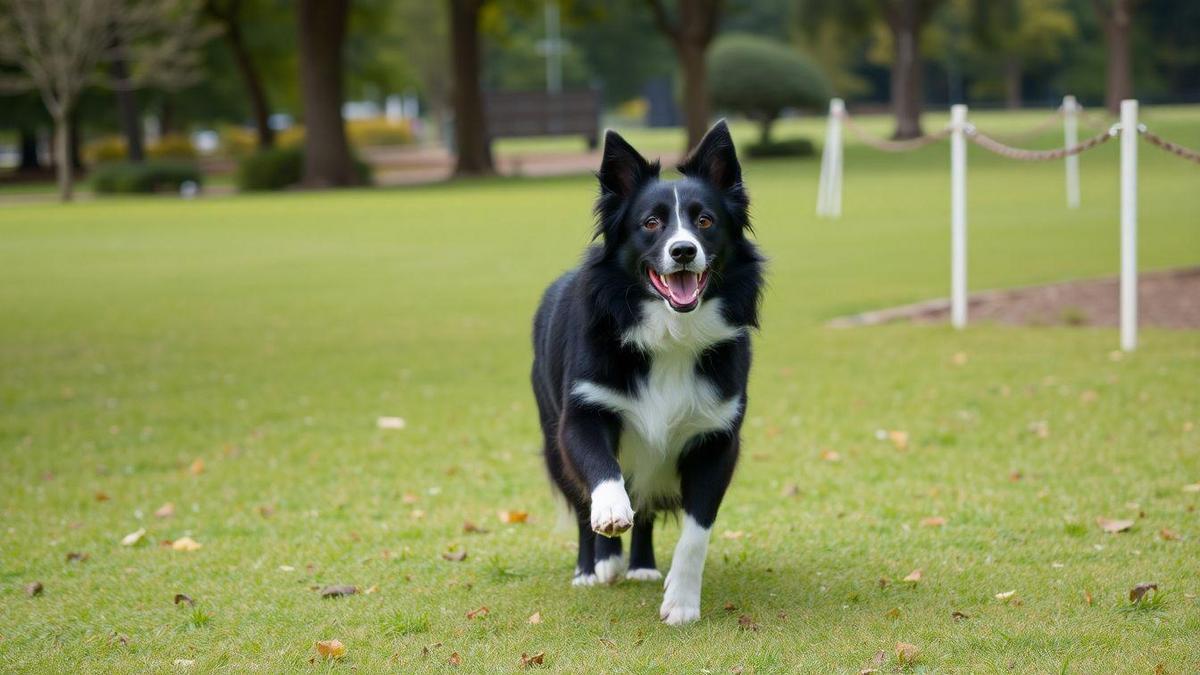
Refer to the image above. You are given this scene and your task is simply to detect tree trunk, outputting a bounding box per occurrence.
[1098,0,1133,115]
[109,35,145,162]
[52,111,73,202]
[18,127,41,171]
[69,112,84,170]
[758,114,775,145]
[1003,55,1022,109]
[225,17,275,148]
[297,0,360,187]
[449,0,494,176]
[885,0,924,140]
[677,40,711,150]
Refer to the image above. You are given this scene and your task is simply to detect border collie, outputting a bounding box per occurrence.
[531,121,764,625]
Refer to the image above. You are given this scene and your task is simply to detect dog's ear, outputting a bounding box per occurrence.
[598,130,656,199]
[677,120,741,192]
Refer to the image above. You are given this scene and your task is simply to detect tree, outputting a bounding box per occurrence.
[646,0,723,150]
[1091,0,1134,114]
[296,0,361,187]
[0,0,211,201]
[449,0,494,176]
[708,34,830,144]
[964,0,1077,108]
[799,0,944,139]
[204,0,275,148]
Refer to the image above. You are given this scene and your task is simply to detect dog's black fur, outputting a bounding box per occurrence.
[531,121,763,623]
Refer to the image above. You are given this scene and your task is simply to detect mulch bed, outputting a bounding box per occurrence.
[829,267,1200,329]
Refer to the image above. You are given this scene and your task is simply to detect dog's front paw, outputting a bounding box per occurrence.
[594,555,627,584]
[659,567,702,625]
[625,568,662,582]
[590,480,634,538]
[571,571,598,587]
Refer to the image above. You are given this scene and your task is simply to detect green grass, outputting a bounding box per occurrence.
[1,106,1198,673]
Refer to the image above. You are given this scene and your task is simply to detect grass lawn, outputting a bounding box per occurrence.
[1,107,1198,673]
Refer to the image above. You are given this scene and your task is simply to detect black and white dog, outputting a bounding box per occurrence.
[531,121,763,625]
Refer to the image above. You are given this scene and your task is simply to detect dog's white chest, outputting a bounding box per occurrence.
[572,299,742,506]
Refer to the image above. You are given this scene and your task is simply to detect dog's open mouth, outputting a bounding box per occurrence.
[648,267,709,312]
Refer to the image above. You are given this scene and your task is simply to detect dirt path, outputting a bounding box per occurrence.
[829,267,1200,329]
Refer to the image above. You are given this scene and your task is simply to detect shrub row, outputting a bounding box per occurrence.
[91,161,203,194]
[235,146,372,192]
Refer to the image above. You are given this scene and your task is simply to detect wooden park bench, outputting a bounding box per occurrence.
[484,89,601,149]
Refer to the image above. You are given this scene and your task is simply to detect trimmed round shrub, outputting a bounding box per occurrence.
[236,146,373,192]
[708,34,831,145]
[91,160,203,194]
[745,138,816,159]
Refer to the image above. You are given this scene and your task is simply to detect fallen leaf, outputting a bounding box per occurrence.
[597,637,617,650]
[951,351,968,366]
[885,607,901,619]
[120,528,147,546]
[1028,420,1050,438]
[731,666,745,675]
[888,430,909,450]
[154,502,176,519]
[258,504,276,518]
[402,492,419,504]
[95,491,111,502]
[920,516,946,528]
[1084,590,1093,606]
[320,585,357,599]
[903,569,922,583]
[25,581,44,597]
[819,449,841,462]
[519,652,545,668]
[363,585,379,594]
[736,614,760,631]
[65,551,89,563]
[722,530,745,540]
[315,639,345,659]
[442,550,467,562]
[895,642,920,666]
[780,483,800,497]
[498,510,528,524]
[995,590,1016,601]
[174,593,194,606]
[1160,528,1180,541]
[1080,389,1099,403]
[463,521,488,534]
[465,606,489,619]
[527,611,542,624]
[173,659,195,668]
[377,416,406,430]
[1155,664,1166,675]
[723,601,737,612]
[1129,582,1159,604]
[1008,470,1023,482]
[1096,517,1135,534]
[878,577,890,588]
[189,458,205,476]
[171,537,202,552]
[952,611,969,621]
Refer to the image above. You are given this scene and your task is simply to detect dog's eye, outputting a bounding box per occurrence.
[643,217,661,230]
[697,215,713,229]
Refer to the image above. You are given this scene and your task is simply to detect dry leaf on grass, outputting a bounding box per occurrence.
[737,615,760,631]
[519,652,545,668]
[377,416,406,430]
[320,585,357,599]
[903,569,922,583]
[364,585,379,594]
[951,351,968,366]
[189,459,205,476]
[885,607,901,619]
[448,652,462,666]
[1028,421,1050,438]
[442,550,467,562]
[257,504,276,518]
[402,493,419,504]
[888,430,909,450]
[120,528,147,546]
[722,530,745,540]
[1097,517,1135,534]
[95,491,111,502]
[723,601,737,612]
[173,593,194,606]
[463,521,488,534]
[895,642,920,666]
[315,639,345,659]
[1129,582,1159,604]
[920,516,946,528]
[498,510,528,524]
[154,502,176,519]
[819,449,841,462]
[995,590,1017,602]
[171,537,202,551]
[65,552,89,563]
[597,637,617,650]
[952,611,969,621]
[527,611,542,624]
[1084,590,1094,606]
[465,606,489,620]
[25,581,44,597]
[780,483,800,497]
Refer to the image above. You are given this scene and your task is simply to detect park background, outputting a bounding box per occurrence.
[1,0,1198,672]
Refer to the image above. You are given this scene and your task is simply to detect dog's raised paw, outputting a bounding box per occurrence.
[594,555,627,584]
[625,568,662,582]
[589,480,634,538]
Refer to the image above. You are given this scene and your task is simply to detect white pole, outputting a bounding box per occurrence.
[816,98,844,218]
[1119,99,1138,351]
[950,104,968,330]
[1064,95,1080,209]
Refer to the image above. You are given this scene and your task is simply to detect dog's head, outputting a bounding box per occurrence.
[594,120,750,314]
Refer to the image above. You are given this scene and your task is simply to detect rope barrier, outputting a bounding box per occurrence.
[964,123,1119,161]
[1137,125,1200,164]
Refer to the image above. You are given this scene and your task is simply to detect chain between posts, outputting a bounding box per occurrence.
[1137,125,1200,164]
[964,123,1119,161]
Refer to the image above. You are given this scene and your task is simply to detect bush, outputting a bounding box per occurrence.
[84,135,129,164]
[236,146,372,192]
[147,134,198,160]
[347,118,415,147]
[708,34,831,144]
[219,125,258,159]
[91,160,203,194]
[745,138,816,159]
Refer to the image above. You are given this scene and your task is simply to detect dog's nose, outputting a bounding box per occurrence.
[669,241,697,263]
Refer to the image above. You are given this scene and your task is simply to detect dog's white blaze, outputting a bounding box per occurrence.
[660,514,710,625]
[661,186,707,272]
[572,300,742,508]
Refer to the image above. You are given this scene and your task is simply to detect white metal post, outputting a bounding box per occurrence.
[816,98,844,218]
[1063,95,1080,209]
[950,104,968,330]
[1119,99,1138,351]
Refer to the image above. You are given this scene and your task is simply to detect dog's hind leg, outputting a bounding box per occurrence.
[593,533,626,584]
[626,513,662,581]
[571,516,599,586]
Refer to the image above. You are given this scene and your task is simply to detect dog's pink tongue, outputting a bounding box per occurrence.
[665,272,699,304]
